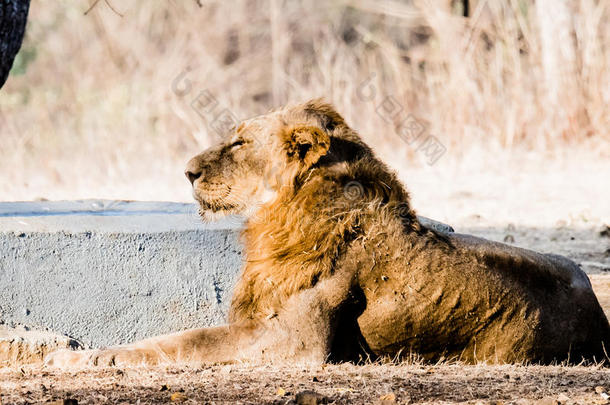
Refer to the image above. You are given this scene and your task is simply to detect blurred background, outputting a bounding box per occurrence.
[0,0,608,227]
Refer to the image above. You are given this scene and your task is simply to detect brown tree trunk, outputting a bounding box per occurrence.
[0,0,30,88]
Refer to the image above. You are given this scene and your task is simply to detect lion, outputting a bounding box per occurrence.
[46,99,610,367]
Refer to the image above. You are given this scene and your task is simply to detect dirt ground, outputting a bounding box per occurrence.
[2,362,610,405]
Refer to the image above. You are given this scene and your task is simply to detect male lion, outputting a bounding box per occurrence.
[47,99,609,367]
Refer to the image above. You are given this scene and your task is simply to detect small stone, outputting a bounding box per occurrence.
[595,397,610,405]
[295,390,328,405]
[557,393,570,403]
[276,387,287,396]
[533,397,559,405]
[170,392,187,402]
[50,400,78,405]
[379,392,397,404]
[596,386,607,394]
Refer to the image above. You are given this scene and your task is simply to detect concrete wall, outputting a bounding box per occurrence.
[0,200,453,348]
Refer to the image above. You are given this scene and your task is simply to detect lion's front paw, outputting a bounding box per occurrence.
[45,347,160,368]
[89,347,160,366]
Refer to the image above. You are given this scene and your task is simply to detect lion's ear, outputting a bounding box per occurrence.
[284,126,330,168]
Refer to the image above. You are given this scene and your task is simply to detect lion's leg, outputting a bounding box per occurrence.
[44,310,333,368]
[44,322,263,367]
[45,268,357,368]
[257,267,360,363]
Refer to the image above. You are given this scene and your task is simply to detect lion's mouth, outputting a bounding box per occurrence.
[192,184,239,215]
[195,196,238,213]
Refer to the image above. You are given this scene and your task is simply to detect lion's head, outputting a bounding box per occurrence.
[186,99,428,321]
[185,99,361,221]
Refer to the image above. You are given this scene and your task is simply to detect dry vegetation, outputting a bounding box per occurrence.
[0,0,608,207]
[3,362,610,404]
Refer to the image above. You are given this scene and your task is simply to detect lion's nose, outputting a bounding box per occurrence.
[185,169,202,186]
[184,169,202,185]
[185,156,205,185]
[185,158,204,185]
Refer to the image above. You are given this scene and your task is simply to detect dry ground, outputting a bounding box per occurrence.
[3,362,610,405]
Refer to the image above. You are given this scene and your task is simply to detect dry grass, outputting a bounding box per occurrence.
[0,0,609,202]
[2,362,610,404]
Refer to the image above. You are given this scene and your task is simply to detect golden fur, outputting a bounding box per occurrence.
[46,99,610,367]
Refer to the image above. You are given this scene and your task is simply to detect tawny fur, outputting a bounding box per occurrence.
[45,99,610,368]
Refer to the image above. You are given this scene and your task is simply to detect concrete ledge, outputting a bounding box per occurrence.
[0,200,453,350]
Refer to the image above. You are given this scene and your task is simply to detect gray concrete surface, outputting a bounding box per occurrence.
[0,200,453,349]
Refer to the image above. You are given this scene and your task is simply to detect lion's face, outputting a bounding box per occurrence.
[185,103,332,220]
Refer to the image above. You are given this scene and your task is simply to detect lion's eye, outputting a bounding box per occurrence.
[229,139,245,149]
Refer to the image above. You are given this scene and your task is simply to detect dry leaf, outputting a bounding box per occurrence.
[170,392,187,402]
[379,392,397,403]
